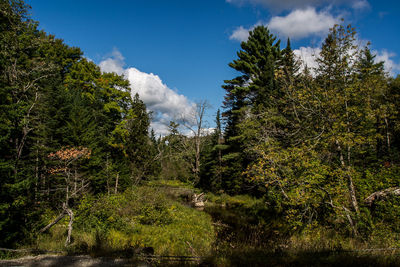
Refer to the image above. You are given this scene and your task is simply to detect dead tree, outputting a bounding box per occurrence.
[40,147,91,246]
[181,100,209,184]
[365,187,400,206]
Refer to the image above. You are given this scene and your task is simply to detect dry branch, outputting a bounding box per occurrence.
[39,212,66,233]
[364,187,400,206]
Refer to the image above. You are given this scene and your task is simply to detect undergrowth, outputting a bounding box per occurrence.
[34,186,215,257]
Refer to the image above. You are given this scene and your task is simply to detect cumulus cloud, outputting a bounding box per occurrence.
[268,8,338,39]
[230,26,252,42]
[124,68,194,117]
[293,46,321,73]
[292,47,400,77]
[374,50,400,76]
[98,48,125,75]
[230,8,337,41]
[99,49,195,135]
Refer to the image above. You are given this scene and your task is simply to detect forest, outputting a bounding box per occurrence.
[1,0,400,265]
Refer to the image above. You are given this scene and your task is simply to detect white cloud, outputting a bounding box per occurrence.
[268,8,338,39]
[374,50,400,76]
[230,8,337,41]
[150,120,173,137]
[292,47,400,77]
[98,48,125,75]
[185,127,216,137]
[124,68,195,117]
[99,49,195,135]
[230,26,251,42]
[293,46,321,73]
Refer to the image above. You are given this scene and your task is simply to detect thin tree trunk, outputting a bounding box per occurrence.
[384,117,391,153]
[114,173,119,194]
[336,140,346,168]
[66,184,69,204]
[336,140,359,214]
[35,142,39,203]
[64,205,74,246]
[106,155,110,196]
[74,168,77,194]
[194,136,200,184]
[343,206,358,236]
[347,171,359,214]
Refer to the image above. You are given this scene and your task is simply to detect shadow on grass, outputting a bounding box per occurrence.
[197,249,400,267]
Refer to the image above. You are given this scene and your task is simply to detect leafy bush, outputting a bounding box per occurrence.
[34,186,215,257]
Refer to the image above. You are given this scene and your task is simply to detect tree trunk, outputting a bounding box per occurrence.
[106,155,110,195]
[35,142,39,203]
[336,140,359,214]
[39,211,66,233]
[74,168,77,194]
[64,204,74,247]
[347,171,359,214]
[365,187,400,206]
[114,173,119,194]
[384,117,391,153]
[343,206,358,236]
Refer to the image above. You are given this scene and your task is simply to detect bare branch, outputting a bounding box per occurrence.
[365,187,400,206]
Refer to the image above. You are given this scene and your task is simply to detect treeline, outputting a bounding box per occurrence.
[0,0,158,247]
[196,25,400,238]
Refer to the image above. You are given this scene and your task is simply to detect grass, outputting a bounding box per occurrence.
[33,185,215,258]
[17,181,400,266]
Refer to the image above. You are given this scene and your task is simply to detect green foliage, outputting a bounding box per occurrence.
[157,122,194,182]
[35,187,215,257]
[220,25,282,194]
[76,187,173,231]
[2,0,400,261]
[0,0,154,247]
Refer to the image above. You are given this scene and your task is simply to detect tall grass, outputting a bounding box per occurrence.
[34,186,215,258]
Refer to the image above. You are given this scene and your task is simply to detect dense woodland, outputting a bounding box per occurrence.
[2,0,400,264]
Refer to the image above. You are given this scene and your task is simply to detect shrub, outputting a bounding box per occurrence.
[35,186,215,257]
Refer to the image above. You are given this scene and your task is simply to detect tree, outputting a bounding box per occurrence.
[313,24,371,219]
[200,109,227,191]
[43,146,91,246]
[157,121,192,181]
[110,93,153,185]
[182,100,209,184]
[0,0,62,245]
[221,25,281,193]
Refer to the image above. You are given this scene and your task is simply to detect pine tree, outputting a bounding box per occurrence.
[221,26,281,193]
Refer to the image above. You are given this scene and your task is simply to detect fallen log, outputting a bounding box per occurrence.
[364,187,400,206]
[192,193,205,207]
[39,211,66,233]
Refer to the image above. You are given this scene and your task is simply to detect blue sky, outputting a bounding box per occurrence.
[27,0,400,134]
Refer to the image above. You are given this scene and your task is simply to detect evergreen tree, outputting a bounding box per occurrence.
[111,93,153,185]
[0,0,59,245]
[200,109,226,191]
[222,25,281,193]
